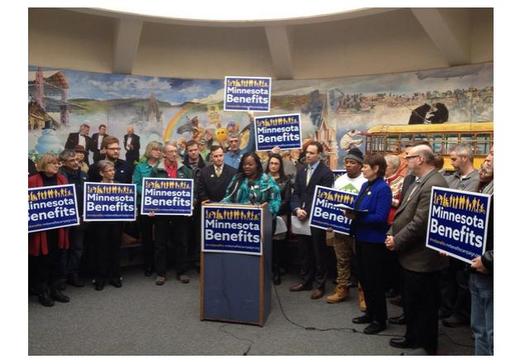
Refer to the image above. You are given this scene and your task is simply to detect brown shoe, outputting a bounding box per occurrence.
[326,285,349,303]
[310,288,325,300]
[289,282,312,292]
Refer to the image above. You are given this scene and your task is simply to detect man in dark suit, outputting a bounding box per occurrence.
[65,123,93,163]
[198,145,236,203]
[123,126,141,165]
[386,145,449,355]
[91,124,108,162]
[289,141,334,300]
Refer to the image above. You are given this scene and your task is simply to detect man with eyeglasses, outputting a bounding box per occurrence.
[385,145,448,355]
[87,136,133,183]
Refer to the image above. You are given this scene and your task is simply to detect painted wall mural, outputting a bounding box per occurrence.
[28,63,493,169]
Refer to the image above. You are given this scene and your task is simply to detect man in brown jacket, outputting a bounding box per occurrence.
[385,144,448,355]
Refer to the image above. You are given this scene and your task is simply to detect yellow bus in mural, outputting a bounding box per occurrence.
[364,122,493,171]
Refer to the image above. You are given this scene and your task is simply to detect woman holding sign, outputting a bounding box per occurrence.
[348,153,392,335]
[222,152,281,216]
[133,141,163,277]
[29,153,71,307]
[92,160,124,291]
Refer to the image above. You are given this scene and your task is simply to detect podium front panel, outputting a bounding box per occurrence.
[200,203,272,326]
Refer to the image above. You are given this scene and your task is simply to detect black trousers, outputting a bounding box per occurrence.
[29,249,65,294]
[155,216,189,276]
[186,209,201,268]
[355,241,387,323]
[64,222,88,276]
[298,227,327,289]
[440,259,471,319]
[29,230,65,294]
[402,268,441,354]
[139,214,156,271]
[92,222,122,281]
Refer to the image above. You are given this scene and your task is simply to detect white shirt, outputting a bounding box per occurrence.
[334,173,367,194]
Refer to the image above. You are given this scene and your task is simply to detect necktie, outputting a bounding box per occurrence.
[215,167,222,177]
[306,166,313,185]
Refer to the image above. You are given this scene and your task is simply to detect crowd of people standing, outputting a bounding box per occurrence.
[28,124,494,355]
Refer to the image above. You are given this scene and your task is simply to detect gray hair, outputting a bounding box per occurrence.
[163,140,178,151]
[452,143,474,161]
[59,149,76,161]
[97,159,114,172]
[384,154,400,172]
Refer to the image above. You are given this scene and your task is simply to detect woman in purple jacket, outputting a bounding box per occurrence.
[347,153,392,335]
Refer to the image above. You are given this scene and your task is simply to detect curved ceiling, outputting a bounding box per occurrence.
[29,7,493,80]
[96,0,365,23]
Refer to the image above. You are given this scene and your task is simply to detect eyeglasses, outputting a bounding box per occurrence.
[405,154,420,160]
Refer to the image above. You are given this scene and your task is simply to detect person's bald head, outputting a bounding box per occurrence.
[412,145,435,165]
[406,145,435,176]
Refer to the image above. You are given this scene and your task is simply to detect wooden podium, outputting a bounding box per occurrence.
[200,203,272,326]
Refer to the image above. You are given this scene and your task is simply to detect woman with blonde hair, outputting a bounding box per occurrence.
[132,141,163,276]
[29,153,71,306]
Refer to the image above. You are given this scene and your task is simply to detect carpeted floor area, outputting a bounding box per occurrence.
[28,266,474,355]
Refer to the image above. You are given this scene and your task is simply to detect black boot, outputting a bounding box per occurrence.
[95,279,105,291]
[38,289,55,307]
[67,273,85,287]
[51,287,70,303]
[272,269,281,285]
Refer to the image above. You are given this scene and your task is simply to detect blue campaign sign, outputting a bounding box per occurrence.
[223,76,271,112]
[332,169,347,180]
[254,113,302,151]
[84,182,136,221]
[141,178,193,216]
[202,205,262,255]
[426,187,491,264]
[309,185,358,235]
[28,184,79,233]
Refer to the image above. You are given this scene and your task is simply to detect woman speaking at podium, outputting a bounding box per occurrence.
[221,152,281,216]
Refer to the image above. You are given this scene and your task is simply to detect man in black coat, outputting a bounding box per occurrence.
[91,124,108,162]
[123,126,141,165]
[198,145,236,203]
[289,141,334,300]
[65,123,93,163]
[87,135,133,184]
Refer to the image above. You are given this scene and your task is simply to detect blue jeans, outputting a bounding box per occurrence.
[470,273,493,355]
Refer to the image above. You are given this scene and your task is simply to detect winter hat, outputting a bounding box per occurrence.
[344,148,364,164]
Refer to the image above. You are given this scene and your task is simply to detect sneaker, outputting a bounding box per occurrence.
[156,276,166,286]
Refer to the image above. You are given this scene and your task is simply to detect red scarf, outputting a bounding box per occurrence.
[165,160,178,178]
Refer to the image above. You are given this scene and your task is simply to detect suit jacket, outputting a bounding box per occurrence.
[389,169,448,273]
[197,164,237,202]
[124,133,141,160]
[290,161,334,216]
[91,132,107,162]
[65,132,92,159]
